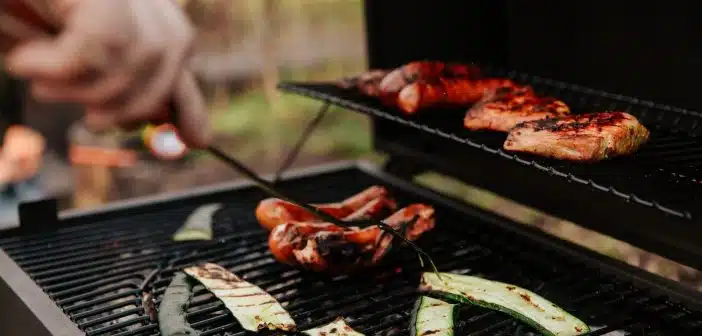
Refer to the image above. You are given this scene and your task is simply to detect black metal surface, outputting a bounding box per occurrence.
[363,0,702,112]
[1,165,701,336]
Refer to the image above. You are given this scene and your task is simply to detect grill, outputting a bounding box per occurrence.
[1,163,702,336]
[277,68,702,270]
[2,1,702,335]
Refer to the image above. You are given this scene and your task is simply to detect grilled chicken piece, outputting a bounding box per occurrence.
[268,204,436,273]
[255,185,396,231]
[504,112,650,162]
[396,78,516,114]
[378,61,482,101]
[337,70,389,97]
[464,86,571,132]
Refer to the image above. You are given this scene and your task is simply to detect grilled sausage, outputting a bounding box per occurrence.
[268,204,436,273]
[337,70,390,97]
[378,61,482,96]
[396,78,517,114]
[255,185,396,231]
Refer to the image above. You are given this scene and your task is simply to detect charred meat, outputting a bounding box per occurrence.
[255,185,397,231]
[504,112,650,162]
[396,78,516,115]
[378,61,481,104]
[338,70,390,97]
[464,86,570,132]
[268,204,436,273]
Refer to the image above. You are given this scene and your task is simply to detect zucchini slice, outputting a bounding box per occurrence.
[172,203,222,241]
[302,317,364,336]
[411,296,456,336]
[184,263,296,332]
[158,272,200,336]
[419,272,590,336]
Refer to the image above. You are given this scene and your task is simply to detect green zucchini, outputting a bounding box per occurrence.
[172,203,222,241]
[419,272,590,336]
[411,296,456,336]
[158,272,200,336]
[184,263,296,332]
[302,317,364,336]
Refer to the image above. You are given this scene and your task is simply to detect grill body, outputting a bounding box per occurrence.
[358,0,702,270]
[1,162,702,336]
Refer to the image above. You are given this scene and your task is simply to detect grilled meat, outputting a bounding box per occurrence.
[464,86,571,132]
[255,185,396,231]
[338,70,389,97]
[397,78,517,114]
[378,61,481,101]
[504,112,650,162]
[268,204,436,273]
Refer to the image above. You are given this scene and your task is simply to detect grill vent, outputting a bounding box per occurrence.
[1,169,701,335]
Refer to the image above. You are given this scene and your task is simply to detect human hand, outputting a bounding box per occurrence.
[4,0,211,148]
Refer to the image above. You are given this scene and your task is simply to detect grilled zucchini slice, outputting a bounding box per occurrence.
[302,317,364,336]
[419,272,590,336]
[411,296,456,336]
[158,272,199,336]
[184,263,296,332]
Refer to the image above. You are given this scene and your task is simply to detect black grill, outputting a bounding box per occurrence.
[278,70,702,220]
[1,166,701,335]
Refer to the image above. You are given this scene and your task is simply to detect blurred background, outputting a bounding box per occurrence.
[7,0,701,290]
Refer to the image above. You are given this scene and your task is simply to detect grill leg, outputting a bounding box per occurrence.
[382,156,426,180]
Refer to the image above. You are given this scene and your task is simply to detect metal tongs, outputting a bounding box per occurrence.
[167,101,438,272]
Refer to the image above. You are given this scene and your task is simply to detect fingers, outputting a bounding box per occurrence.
[4,31,88,82]
[172,70,211,148]
[119,0,193,122]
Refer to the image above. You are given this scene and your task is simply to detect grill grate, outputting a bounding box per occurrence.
[278,71,702,221]
[1,168,701,335]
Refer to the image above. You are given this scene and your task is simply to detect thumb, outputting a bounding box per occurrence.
[171,70,211,149]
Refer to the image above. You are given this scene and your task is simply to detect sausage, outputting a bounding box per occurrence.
[337,70,390,97]
[268,204,436,273]
[396,78,517,114]
[379,61,482,94]
[255,185,395,231]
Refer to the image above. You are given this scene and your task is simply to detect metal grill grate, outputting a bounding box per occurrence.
[1,167,701,335]
[278,72,702,221]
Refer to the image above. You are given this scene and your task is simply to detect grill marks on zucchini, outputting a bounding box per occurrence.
[183,263,296,332]
[302,317,364,336]
[419,272,590,336]
[158,272,200,336]
[411,296,456,336]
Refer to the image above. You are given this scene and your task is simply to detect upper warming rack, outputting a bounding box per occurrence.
[278,65,702,221]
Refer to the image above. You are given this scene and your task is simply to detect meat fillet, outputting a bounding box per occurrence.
[503,112,650,162]
[464,86,571,132]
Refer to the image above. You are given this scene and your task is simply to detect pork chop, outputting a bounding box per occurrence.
[464,86,570,132]
[503,112,650,162]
